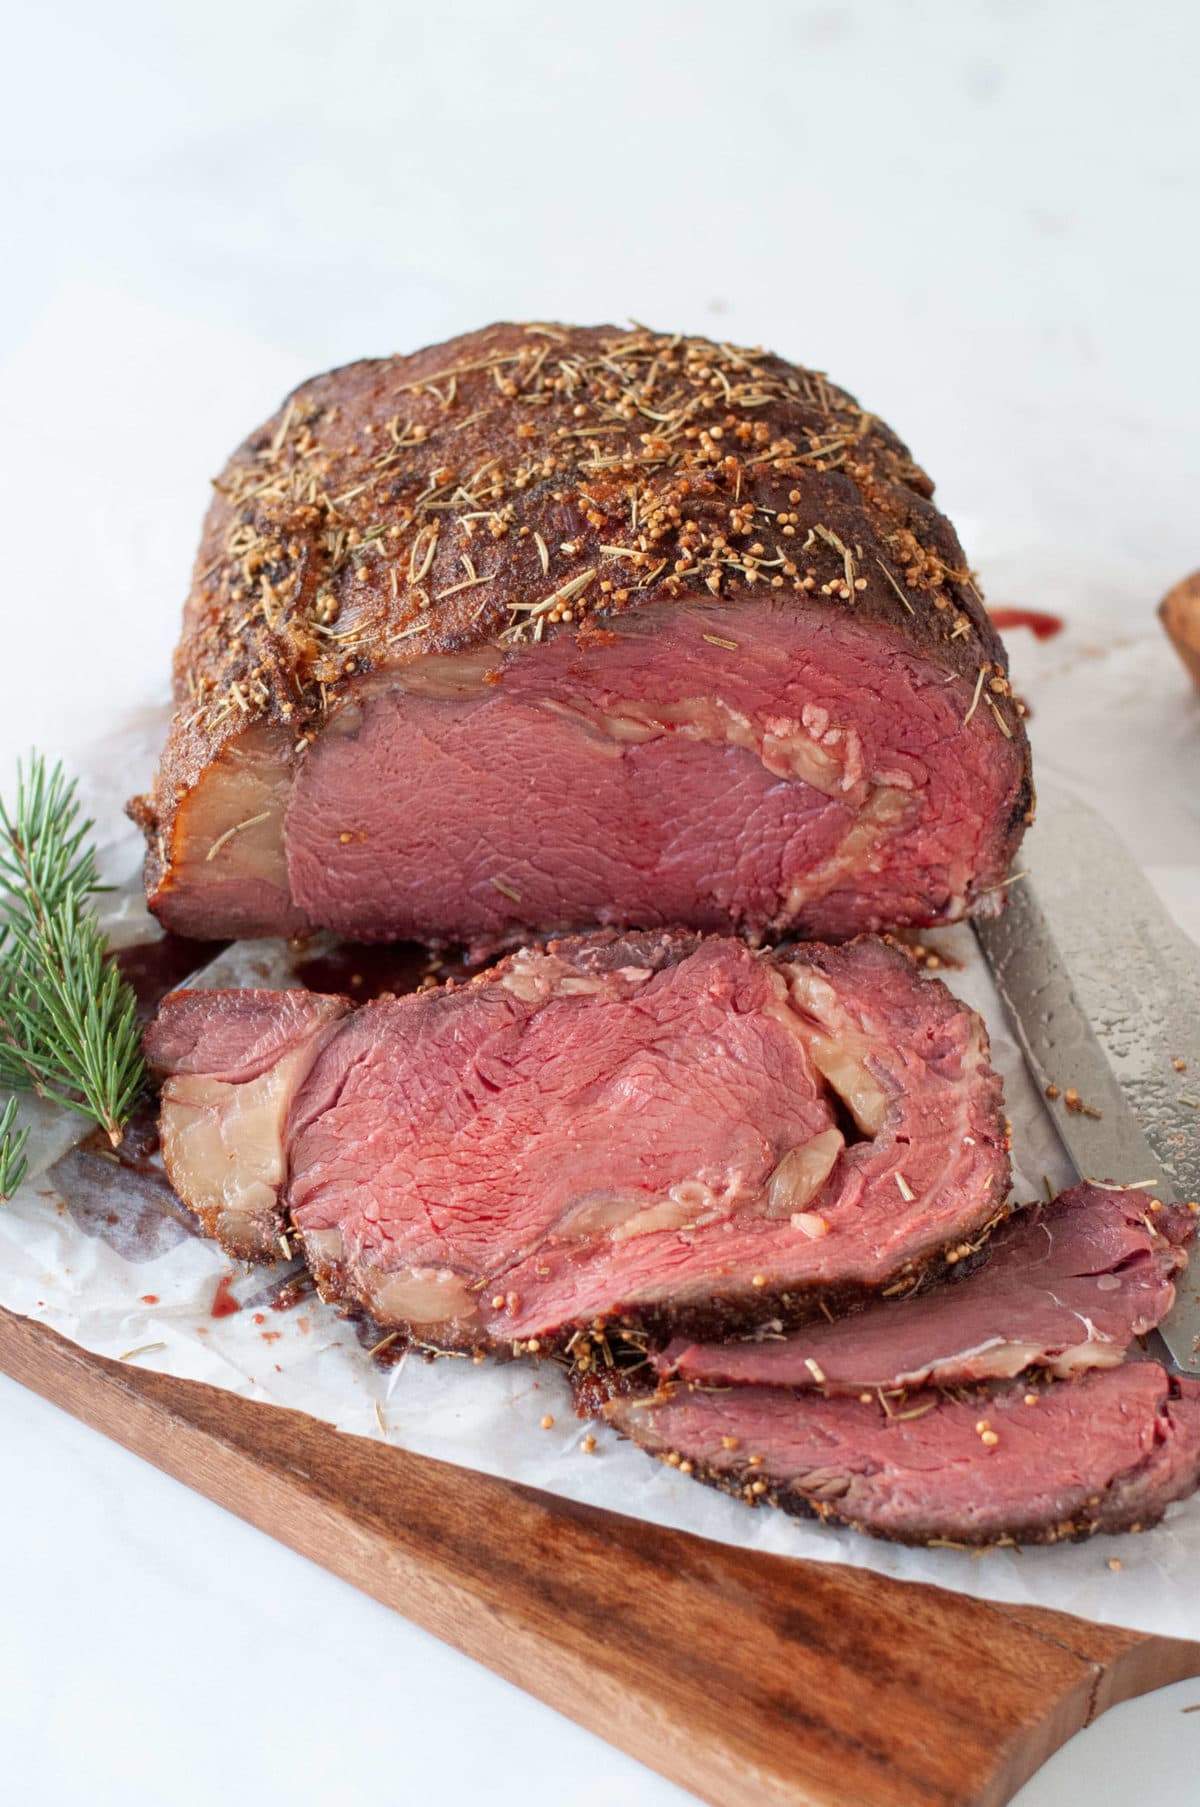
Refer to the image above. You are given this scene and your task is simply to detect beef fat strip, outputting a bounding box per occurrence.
[596,1365,1200,1547]
[133,322,1031,948]
[144,932,1008,1349]
[655,1184,1196,1393]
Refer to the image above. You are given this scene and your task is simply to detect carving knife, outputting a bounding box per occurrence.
[974,782,1200,1375]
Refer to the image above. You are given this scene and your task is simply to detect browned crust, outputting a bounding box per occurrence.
[132,321,1032,890]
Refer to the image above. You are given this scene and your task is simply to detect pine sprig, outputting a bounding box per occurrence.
[0,1096,28,1202]
[0,754,145,1159]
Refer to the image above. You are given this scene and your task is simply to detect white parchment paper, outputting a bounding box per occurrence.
[3,282,1200,1642]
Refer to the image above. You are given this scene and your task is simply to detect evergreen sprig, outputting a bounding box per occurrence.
[0,1096,28,1203]
[0,755,145,1195]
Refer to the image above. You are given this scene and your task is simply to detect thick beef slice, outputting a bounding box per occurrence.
[655,1185,1195,1392]
[599,1365,1200,1546]
[146,932,1008,1349]
[134,324,1030,948]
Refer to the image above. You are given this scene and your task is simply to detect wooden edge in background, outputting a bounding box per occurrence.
[2,1305,1197,1807]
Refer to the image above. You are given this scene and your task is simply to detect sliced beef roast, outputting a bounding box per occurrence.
[597,1365,1200,1546]
[144,932,1008,1349]
[654,1184,1195,1393]
[132,323,1031,949]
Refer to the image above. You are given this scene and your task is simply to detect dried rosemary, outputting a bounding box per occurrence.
[0,754,144,1198]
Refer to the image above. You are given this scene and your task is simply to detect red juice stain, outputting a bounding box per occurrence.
[261,1330,282,1344]
[253,1311,266,1325]
[988,608,1064,641]
[211,1274,241,1319]
[140,1294,159,1305]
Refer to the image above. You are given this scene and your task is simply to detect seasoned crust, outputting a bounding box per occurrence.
[132,321,1032,875]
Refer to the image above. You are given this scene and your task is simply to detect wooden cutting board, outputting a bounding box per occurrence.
[2,1303,1197,1807]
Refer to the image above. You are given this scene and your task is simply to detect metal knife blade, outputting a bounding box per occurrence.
[974,782,1200,1374]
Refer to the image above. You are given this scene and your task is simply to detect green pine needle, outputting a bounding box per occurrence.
[0,1095,28,1202]
[0,753,145,1159]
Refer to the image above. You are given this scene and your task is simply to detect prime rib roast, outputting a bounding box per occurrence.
[131,322,1031,951]
[144,931,1009,1350]
[133,319,1200,1549]
[654,1184,1195,1393]
[593,1364,1200,1547]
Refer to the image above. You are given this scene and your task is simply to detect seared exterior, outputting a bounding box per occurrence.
[133,322,1032,945]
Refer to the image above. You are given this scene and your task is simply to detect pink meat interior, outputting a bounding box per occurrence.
[280,934,1005,1343]
[282,601,1024,946]
[603,1365,1200,1542]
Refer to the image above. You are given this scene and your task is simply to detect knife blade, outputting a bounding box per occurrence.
[974,782,1200,1374]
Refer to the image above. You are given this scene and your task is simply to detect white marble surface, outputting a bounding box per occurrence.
[2,1,1200,1800]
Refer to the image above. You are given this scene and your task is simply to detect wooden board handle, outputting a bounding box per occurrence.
[2,1305,1196,1807]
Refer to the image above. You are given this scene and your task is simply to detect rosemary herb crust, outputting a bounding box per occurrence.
[132,321,1031,878]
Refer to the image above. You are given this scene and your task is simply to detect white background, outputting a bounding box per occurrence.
[2,2,1200,1802]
